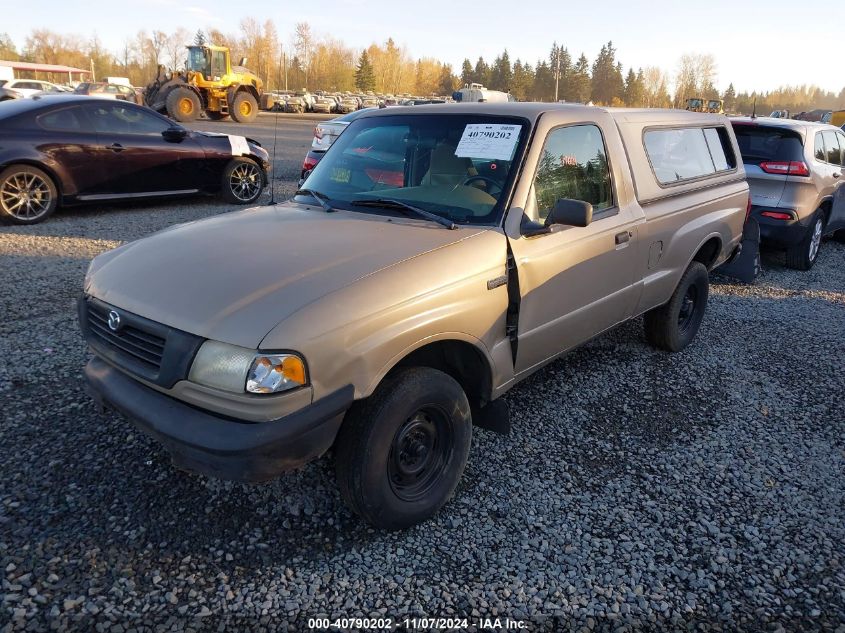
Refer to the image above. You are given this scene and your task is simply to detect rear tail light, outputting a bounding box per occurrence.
[302,155,319,172]
[759,161,810,176]
[760,211,795,221]
[313,126,323,140]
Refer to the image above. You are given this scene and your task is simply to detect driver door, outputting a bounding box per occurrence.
[506,118,642,376]
[82,102,205,197]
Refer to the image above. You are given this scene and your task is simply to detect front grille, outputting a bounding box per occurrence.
[80,297,204,388]
[86,303,165,371]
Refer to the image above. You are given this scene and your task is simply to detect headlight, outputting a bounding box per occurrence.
[188,340,307,394]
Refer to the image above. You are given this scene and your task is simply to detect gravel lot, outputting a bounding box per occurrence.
[1,180,844,631]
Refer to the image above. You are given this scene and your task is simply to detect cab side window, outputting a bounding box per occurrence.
[37,107,86,132]
[821,131,841,165]
[87,103,171,135]
[814,133,826,162]
[534,124,612,222]
[838,133,845,167]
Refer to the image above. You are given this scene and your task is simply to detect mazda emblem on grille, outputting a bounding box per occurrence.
[107,310,121,332]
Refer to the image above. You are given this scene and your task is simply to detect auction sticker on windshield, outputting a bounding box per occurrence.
[455,124,521,161]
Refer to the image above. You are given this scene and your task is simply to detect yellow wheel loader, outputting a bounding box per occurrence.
[145,45,263,124]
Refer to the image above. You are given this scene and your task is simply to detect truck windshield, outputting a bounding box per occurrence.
[187,48,210,74]
[297,114,528,225]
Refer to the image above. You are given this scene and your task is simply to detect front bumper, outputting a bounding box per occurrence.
[84,356,353,482]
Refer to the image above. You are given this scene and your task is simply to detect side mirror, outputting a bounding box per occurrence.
[545,198,593,228]
[239,57,248,67]
[162,127,188,143]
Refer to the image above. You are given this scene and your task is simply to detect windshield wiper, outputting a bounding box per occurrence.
[294,188,334,212]
[350,198,457,230]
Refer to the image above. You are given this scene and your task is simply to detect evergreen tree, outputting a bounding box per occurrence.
[722,83,737,112]
[623,68,645,106]
[532,60,554,101]
[550,44,573,102]
[438,64,457,94]
[193,29,206,46]
[490,50,512,92]
[355,50,375,91]
[590,41,622,105]
[570,54,592,103]
[473,56,490,86]
[510,58,532,101]
[460,58,473,86]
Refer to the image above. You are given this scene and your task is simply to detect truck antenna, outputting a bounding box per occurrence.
[268,45,283,206]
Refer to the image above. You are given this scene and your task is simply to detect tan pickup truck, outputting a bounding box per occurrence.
[80,104,747,529]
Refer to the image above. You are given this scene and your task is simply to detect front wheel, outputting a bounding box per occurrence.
[220,158,265,204]
[644,261,709,352]
[785,212,824,270]
[230,91,258,123]
[334,367,472,530]
[0,165,58,225]
[165,87,200,122]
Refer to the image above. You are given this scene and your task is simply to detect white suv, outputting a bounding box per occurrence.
[0,79,59,100]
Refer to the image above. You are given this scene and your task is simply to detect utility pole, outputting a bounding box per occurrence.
[554,51,560,103]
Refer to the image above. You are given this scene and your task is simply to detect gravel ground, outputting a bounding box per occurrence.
[1,187,844,632]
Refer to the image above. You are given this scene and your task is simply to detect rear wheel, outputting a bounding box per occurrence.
[644,261,709,352]
[165,87,200,122]
[335,367,472,530]
[0,165,58,225]
[231,91,258,123]
[221,158,264,204]
[785,211,824,270]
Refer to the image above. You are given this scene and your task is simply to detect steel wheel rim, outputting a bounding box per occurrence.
[229,163,261,201]
[808,218,822,261]
[179,98,194,115]
[388,406,453,502]
[1,172,51,220]
[677,285,698,333]
[239,100,252,117]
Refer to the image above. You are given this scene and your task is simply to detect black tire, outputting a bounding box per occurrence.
[0,165,58,225]
[644,261,709,352]
[334,367,472,530]
[785,211,824,270]
[220,158,264,204]
[206,111,228,121]
[230,91,259,123]
[165,87,200,122]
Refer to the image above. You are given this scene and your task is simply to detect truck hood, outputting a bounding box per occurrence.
[85,203,482,349]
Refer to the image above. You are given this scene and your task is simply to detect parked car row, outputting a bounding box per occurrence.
[260,89,451,113]
[0,79,71,100]
[0,96,270,224]
[0,79,144,104]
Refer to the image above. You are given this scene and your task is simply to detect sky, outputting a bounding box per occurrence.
[3,0,842,95]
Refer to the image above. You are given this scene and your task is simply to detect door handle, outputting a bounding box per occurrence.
[615,231,631,245]
[108,143,125,153]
